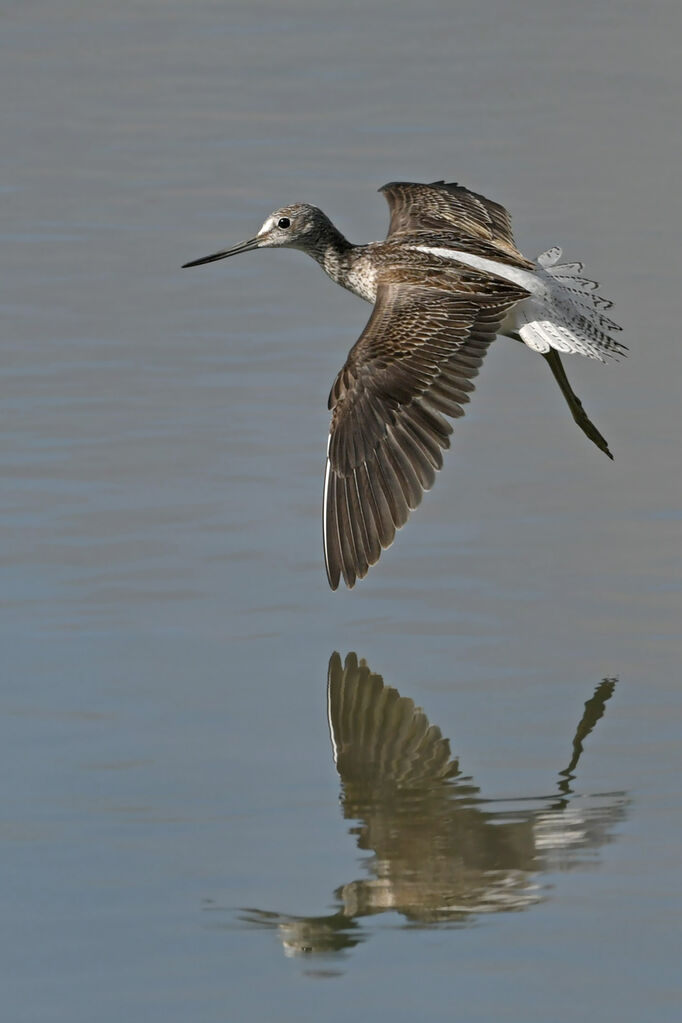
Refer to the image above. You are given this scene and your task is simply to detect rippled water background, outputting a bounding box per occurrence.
[2,1,681,1020]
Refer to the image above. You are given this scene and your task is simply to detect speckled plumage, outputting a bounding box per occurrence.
[183,180,624,590]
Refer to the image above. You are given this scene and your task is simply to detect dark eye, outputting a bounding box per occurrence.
[278,217,291,229]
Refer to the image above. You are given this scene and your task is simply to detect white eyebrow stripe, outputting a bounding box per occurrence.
[258,216,276,236]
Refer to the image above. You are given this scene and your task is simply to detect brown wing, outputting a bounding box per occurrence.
[380,180,522,259]
[324,273,529,589]
[327,652,457,786]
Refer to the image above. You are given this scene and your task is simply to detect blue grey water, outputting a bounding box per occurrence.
[2,1,681,1019]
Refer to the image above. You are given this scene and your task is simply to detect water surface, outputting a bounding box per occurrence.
[2,1,681,1020]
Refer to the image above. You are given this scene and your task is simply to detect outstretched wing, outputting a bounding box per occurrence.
[327,652,457,786]
[380,180,525,260]
[324,272,529,589]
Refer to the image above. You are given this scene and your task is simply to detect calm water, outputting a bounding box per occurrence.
[2,1,681,1020]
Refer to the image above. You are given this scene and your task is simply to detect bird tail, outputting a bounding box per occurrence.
[517,247,626,362]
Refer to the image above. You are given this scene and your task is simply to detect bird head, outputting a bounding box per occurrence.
[182,203,331,268]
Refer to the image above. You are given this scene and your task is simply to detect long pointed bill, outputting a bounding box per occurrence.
[182,236,261,268]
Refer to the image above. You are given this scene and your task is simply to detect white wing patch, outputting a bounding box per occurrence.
[410,244,543,294]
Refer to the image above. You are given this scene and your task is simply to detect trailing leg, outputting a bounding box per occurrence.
[542,349,613,460]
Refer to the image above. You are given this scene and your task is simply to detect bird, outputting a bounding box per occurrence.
[239,654,624,951]
[183,180,624,590]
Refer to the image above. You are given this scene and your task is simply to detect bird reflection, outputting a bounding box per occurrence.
[237,653,626,959]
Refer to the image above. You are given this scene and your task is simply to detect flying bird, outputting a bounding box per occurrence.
[183,180,624,589]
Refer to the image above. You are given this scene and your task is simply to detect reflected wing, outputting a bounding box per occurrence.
[380,180,523,259]
[327,652,457,787]
[324,273,528,588]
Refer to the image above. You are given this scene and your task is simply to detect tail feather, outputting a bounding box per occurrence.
[549,261,586,276]
[517,248,626,362]
[537,246,563,268]
[517,307,605,360]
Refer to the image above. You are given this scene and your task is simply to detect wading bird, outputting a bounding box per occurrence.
[183,180,623,589]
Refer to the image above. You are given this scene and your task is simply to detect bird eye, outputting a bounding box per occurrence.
[278,217,291,229]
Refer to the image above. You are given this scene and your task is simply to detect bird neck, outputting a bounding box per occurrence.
[303,227,356,288]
